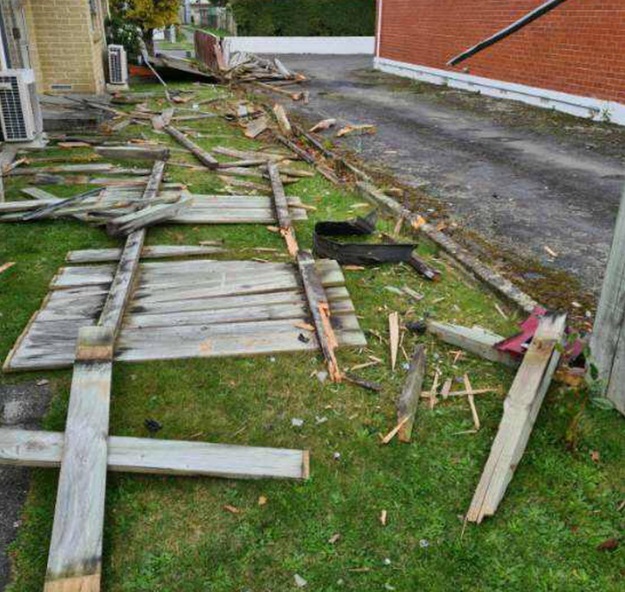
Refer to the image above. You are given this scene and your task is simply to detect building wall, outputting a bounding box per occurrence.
[25,0,107,94]
[376,0,625,106]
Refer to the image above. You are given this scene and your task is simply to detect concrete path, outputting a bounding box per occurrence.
[0,382,53,590]
[275,55,625,297]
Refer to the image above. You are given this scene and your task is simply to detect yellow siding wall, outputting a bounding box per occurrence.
[25,0,106,94]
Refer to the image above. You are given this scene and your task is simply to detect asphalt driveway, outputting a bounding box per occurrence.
[272,55,625,298]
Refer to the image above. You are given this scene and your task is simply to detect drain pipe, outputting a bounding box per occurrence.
[448,0,570,67]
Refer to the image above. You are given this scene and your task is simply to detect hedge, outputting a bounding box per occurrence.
[230,0,376,36]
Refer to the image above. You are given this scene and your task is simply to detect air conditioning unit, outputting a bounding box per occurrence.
[108,45,128,85]
[0,69,43,142]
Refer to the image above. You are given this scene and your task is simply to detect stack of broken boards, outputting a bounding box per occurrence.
[4,257,366,371]
[1,189,308,226]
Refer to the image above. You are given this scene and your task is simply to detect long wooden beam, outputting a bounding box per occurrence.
[164,125,219,170]
[426,320,520,368]
[297,251,341,382]
[466,313,566,523]
[0,429,310,481]
[45,327,114,592]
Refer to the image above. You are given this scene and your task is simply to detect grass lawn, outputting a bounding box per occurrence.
[0,82,623,592]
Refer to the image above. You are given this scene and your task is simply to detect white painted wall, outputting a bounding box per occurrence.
[375,57,625,127]
[225,37,375,55]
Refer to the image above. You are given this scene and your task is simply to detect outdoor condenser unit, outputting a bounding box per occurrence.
[0,69,42,142]
[108,44,128,85]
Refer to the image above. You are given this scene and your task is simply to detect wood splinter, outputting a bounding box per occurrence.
[396,345,426,443]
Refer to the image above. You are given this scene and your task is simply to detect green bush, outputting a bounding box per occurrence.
[230,0,376,36]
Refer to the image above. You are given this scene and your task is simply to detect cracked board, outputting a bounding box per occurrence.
[4,259,366,371]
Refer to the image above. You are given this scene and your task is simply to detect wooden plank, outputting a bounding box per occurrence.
[117,320,319,362]
[268,162,298,256]
[130,289,304,315]
[126,302,307,329]
[97,160,166,336]
[106,195,193,236]
[590,190,625,415]
[297,251,341,381]
[66,245,226,263]
[0,429,309,481]
[426,320,520,368]
[95,145,170,161]
[396,345,426,442]
[164,125,218,170]
[44,327,114,592]
[466,313,566,523]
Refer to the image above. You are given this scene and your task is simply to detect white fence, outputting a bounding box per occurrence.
[225,37,375,55]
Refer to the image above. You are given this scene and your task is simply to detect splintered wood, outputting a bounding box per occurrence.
[1,191,309,226]
[396,345,426,442]
[4,259,365,371]
[466,314,566,523]
[268,162,299,257]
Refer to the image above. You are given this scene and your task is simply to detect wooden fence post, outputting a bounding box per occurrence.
[590,189,625,415]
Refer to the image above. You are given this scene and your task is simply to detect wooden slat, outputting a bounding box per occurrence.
[125,302,307,329]
[44,327,114,592]
[0,429,309,480]
[427,320,519,368]
[106,194,192,236]
[466,314,566,523]
[130,289,305,315]
[94,145,170,161]
[117,320,319,362]
[66,245,226,264]
[164,125,218,170]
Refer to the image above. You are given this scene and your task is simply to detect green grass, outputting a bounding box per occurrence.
[1,82,623,592]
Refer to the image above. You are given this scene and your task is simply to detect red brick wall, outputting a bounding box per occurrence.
[377,0,625,104]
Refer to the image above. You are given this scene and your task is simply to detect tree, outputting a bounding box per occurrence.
[110,0,179,55]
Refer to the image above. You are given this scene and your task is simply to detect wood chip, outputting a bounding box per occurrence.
[544,245,558,258]
[463,374,481,431]
[0,261,15,275]
[494,303,509,320]
[223,504,241,515]
[379,509,388,526]
[337,124,377,138]
[380,415,410,445]
[389,312,399,371]
[309,118,337,133]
